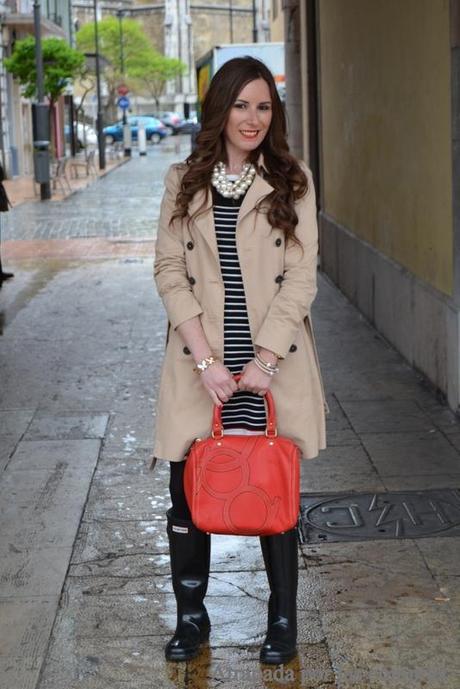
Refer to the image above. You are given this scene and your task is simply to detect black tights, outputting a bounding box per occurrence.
[169,461,192,520]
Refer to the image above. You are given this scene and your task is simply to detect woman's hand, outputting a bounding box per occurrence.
[238,359,273,396]
[200,361,238,407]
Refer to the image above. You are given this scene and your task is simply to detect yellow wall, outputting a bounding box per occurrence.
[318,0,453,296]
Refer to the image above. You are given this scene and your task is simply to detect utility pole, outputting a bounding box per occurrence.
[32,0,51,200]
[229,0,234,43]
[93,0,106,170]
[117,10,125,86]
[116,9,131,157]
[252,0,258,42]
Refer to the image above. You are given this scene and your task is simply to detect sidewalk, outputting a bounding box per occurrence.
[3,154,126,207]
[0,148,459,689]
[3,138,186,208]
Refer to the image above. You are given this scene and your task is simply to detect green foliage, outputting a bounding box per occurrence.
[77,16,154,118]
[131,53,187,108]
[77,17,187,117]
[76,16,152,79]
[4,36,85,104]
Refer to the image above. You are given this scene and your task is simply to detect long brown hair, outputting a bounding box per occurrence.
[171,56,309,247]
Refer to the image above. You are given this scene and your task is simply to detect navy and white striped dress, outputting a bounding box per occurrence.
[212,179,267,432]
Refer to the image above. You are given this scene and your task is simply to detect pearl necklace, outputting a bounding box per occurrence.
[211,161,256,199]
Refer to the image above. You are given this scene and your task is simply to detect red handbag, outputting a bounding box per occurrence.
[183,375,300,536]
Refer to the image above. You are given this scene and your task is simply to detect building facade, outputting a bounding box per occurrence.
[285,0,460,415]
[0,0,72,176]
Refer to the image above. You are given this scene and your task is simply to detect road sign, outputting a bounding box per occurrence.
[118,96,130,110]
[117,84,129,96]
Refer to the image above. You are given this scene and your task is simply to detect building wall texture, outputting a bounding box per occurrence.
[310,0,460,412]
[317,0,453,297]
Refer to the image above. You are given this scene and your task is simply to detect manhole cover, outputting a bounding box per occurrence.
[299,488,460,543]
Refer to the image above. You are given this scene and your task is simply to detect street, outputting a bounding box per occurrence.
[0,139,460,689]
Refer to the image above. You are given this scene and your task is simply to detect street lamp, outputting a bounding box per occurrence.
[117,10,127,124]
[116,9,131,157]
[229,0,233,43]
[93,0,106,170]
[32,0,51,200]
[117,10,126,127]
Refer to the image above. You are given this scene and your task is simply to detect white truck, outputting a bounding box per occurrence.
[196,42,285,109]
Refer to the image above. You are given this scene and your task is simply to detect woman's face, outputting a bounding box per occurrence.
[223,78,273,160]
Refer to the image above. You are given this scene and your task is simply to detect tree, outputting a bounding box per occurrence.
[76,16,152,121]
[5,37,85,158]
[73,66,97,143]
[4,36,84,106]
[131,53,187,111]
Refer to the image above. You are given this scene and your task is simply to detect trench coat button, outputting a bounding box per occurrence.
[275,274,284,284]
[183,346,191,355]
[289,344,297,353]
[186,241,194,250]
[275,238,282,247]
[188,276,196,285]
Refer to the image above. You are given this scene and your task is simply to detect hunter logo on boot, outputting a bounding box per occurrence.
[172,525,189,534]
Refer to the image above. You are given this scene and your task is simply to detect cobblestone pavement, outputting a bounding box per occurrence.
[0,143,460,689]
[2,142,183,241]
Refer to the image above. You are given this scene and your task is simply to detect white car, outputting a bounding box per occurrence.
[76,123,98,147]
[66,123,98,148]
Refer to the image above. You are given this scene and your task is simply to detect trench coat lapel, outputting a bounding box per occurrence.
[187,154,274,263]
[238,172,274,225]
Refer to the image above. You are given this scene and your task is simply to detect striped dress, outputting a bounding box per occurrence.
[212,179,267,433]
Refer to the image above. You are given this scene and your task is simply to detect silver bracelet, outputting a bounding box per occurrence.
[255,352,279,372]
[253,355,278,376]
[256,352,278,371]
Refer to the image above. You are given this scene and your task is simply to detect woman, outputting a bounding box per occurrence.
[153,57,328,664]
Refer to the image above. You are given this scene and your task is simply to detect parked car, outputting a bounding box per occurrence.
[179,118,200,135]
[64,123,98,150]
[186,110,198,124]
[103,116,168,144]
[147,111,201,135]
[147,111,185,135]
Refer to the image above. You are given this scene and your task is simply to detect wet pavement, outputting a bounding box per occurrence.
[2,147,170,241]
[0,140,460,689]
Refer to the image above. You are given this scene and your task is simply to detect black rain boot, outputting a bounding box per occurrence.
[0,257,14,284]
[259,527,298,664]
[165,508,211,661]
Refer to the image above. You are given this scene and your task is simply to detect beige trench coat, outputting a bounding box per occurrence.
[152,153,329,463]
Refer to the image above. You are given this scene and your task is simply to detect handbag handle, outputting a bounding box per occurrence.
[211,373,277,439]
